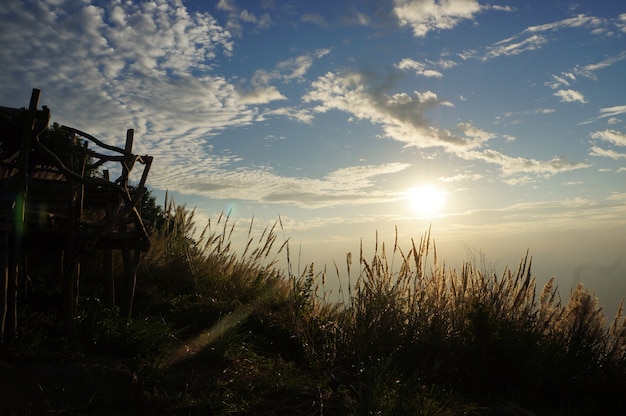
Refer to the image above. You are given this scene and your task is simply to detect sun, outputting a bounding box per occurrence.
[405,185,448,216]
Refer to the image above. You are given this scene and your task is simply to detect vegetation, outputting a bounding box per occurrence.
[3,199,626,415]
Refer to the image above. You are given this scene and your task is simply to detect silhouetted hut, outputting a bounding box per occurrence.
[0,89,153,343]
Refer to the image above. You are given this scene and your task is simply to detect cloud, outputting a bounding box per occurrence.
[597,105,626,119]
[302,71,588,181]
[491,5,515,12]
[618,13,626,32]
[591,130,626,146]
[456,122,495,145]
[215,0,273,33]
[0,0,249,141]
[264,107,315,124]
[504,108,556,118]
[395,58,443,78]
[216,0,237,13]
[464,14,612,62]
[485,34,547,59]
[324,163,410,186]
[238,49,330,103]
[554,89,587,103]
[238,69,287,105]
[393,0,481,37]
[159,160,411,209]
[0,0,342,206]
[460,33,548,61]
[301,13,328,27]
[238,85,287,105]
[463,149,589,178]
[523,14,604,33]
[589,146,626,160]
[433,59,458,69]
[576,51,626,79]
[279,49,331,82]
[303,71,470,151]
[545,72,576,89]
[438,173,484,182]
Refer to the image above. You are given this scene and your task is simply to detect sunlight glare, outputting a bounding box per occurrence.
[406,185,448,217]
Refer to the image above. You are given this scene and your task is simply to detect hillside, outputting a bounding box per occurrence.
[1,204,626,415]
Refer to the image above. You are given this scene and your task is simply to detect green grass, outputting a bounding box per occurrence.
[6,201,626,415]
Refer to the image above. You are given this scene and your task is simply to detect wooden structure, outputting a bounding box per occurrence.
[0,89,153,342]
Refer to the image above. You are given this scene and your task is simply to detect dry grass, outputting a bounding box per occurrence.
[11,199,626,415]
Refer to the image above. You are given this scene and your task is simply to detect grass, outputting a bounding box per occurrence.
[4,200,626,415]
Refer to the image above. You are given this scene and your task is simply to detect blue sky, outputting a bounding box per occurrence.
[2,0,626,310]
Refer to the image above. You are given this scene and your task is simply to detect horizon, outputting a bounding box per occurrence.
[1,0,625,314]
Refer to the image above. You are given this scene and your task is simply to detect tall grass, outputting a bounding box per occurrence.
[331,228,626,413]
[15,198,626,415]
[140,202,626,414]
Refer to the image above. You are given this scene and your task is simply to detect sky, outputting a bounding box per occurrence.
[2,0,626,312]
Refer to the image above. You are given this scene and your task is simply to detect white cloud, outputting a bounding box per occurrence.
[463,149,589,178]
[491,5,515,12]
[554,89,587,103]
[393,0,481,37]
[215,0,273,33]
[545,74,571,89]
[589,146,626,160]
[300,13,328,27]
[303,71,469,151]
[216,0,237,12]
[597,105,626,119]
[396,58,443,78]
[278,49,330,82]
[591,130,626,146]
[0,0,318,205]
[617,13,626,32]
[238,86,287,104]
[155,159,412,209]
[576,51,626,79]
[466,15,612,62]
[302,71,588,181]
[265,107,315,124]
[432,59,457,69]
[485,34,547,59]
[0,0,245,138]
[523,14,604,33]
[456,122,495,146]
[240,9,258,23]
[324,163,410,186]
[504,108,555,117]
[238,49,330,103]
[460,33,548,61]
[438,173,484,182]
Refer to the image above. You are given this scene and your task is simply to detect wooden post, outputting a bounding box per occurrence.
[101,170,115,308]
[0,228,8,344]
[62,124,87,335]
[4,89,41,342]
[120,129,137,318]
[122,129,134,187]
[121,244,141,319]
